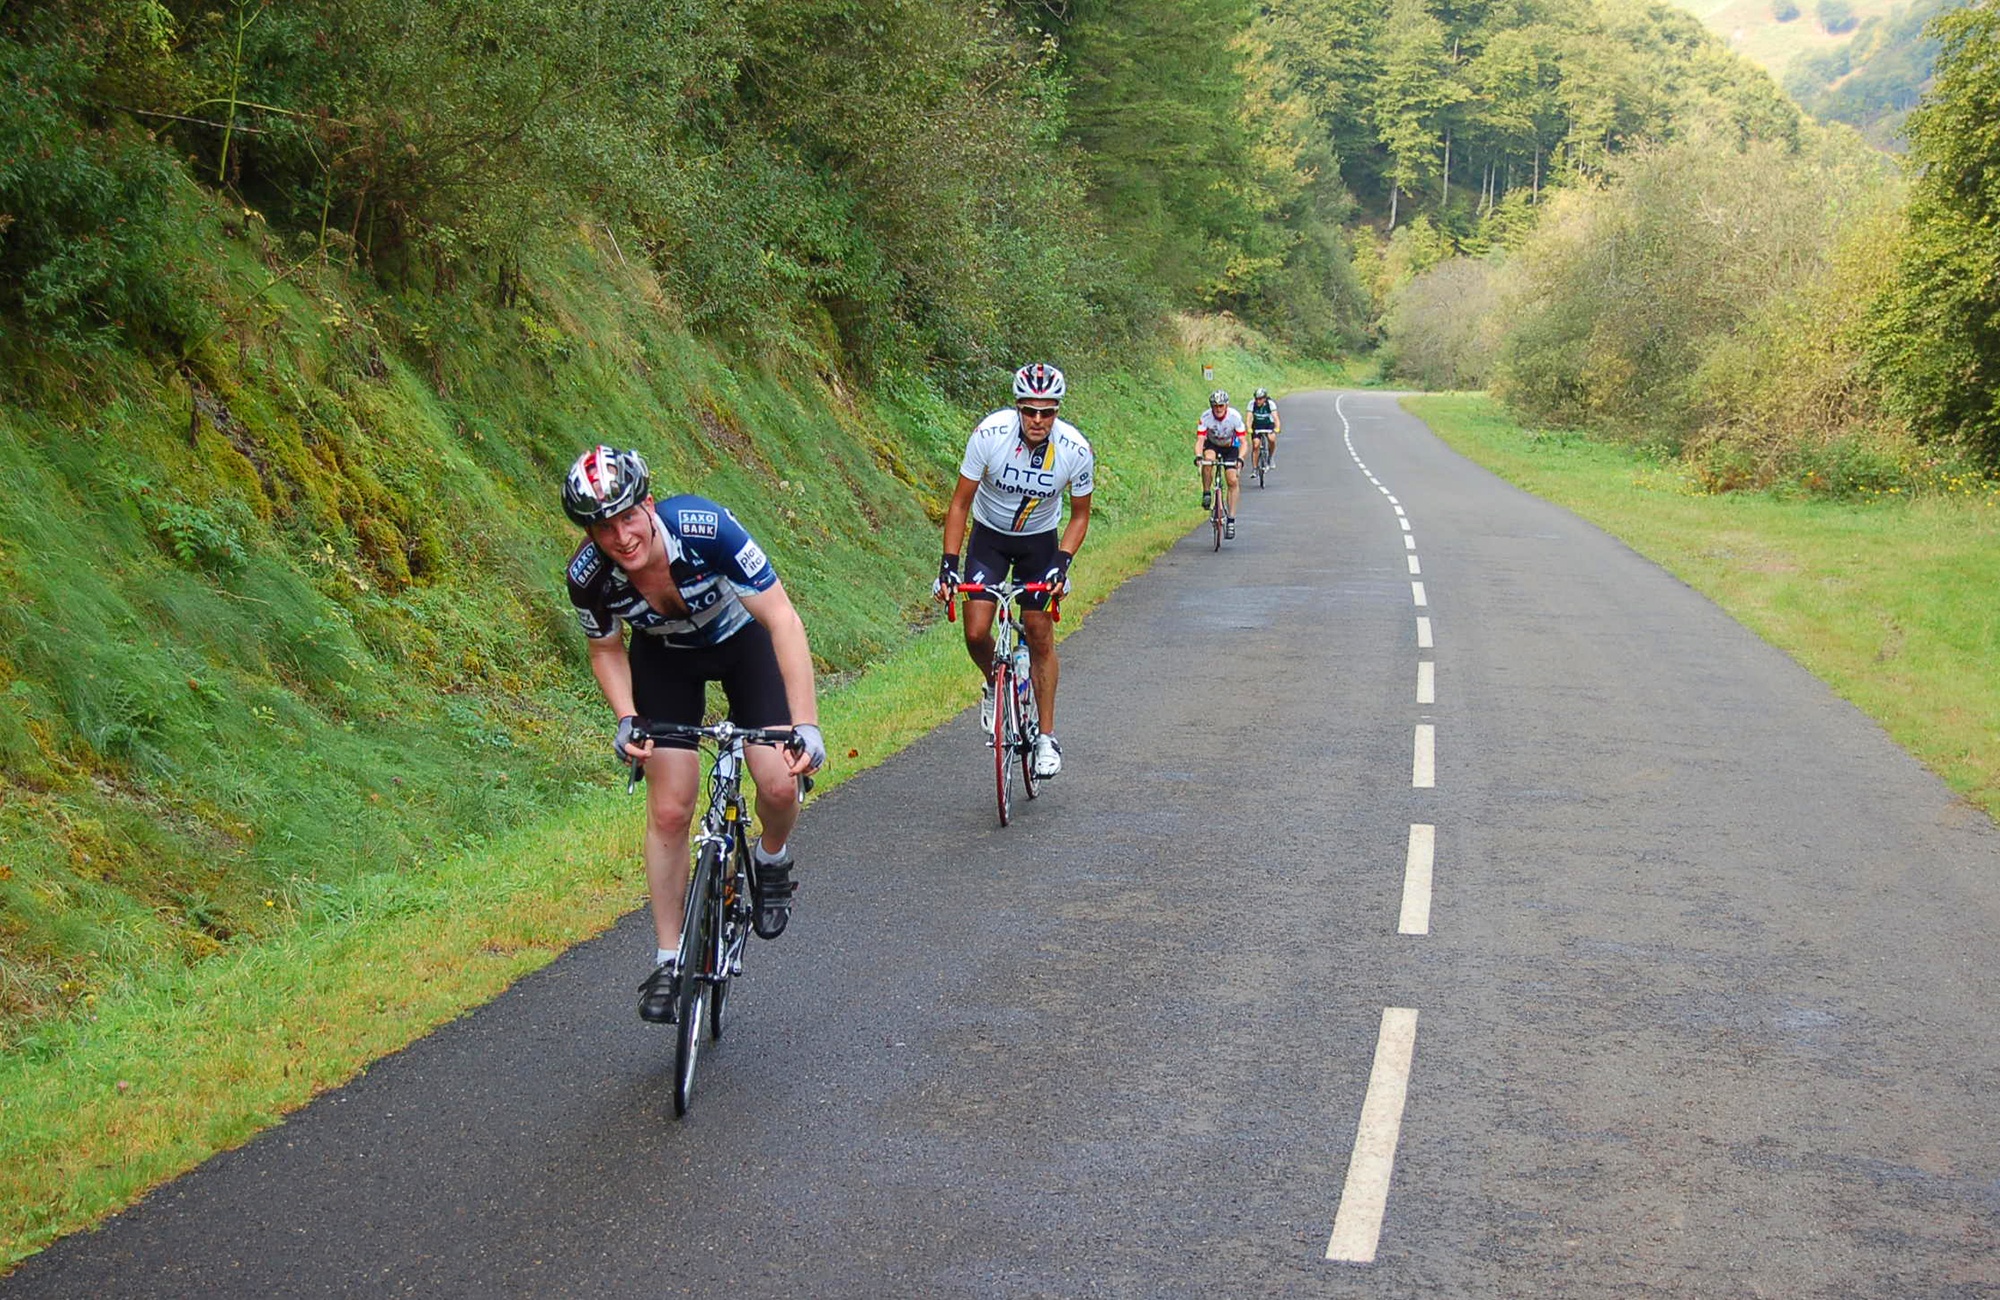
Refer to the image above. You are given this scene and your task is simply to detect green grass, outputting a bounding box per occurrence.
[1407,393,2000,819]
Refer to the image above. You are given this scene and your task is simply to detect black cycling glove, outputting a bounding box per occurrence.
[934,552,961,601]
[1042,550,1074,595]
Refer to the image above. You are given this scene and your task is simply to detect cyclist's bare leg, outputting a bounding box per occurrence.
[1023,609,1058,733]
[642,747,702,948]
[745,742,801,857]
[961,598,999,681]
[1225,463,1243,517]
[1200,454,1217,498]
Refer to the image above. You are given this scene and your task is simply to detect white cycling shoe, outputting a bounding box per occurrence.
[1032,734,1063,779]
[979,679,997,733]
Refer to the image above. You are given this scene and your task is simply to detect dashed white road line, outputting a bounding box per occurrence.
[1413,725,1435,788]
[1326,1008,1421,1263]
[1417,661,1435,705]
[1417,617,1432,648]
[1398,825,1435,935]
[1407,555,1421,575]
[1411,581,1427,607]
[1403,535,1416,550]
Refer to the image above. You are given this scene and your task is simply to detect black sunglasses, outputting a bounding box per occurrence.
[1017,405,1060,420]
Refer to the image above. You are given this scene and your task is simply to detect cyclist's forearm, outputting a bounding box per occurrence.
[587,634,637,718]
[768,612,819,727]
[1060,498,1091,556]
[941,476,978,559]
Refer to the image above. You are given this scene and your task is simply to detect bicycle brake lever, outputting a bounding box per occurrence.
[625,757,644,794]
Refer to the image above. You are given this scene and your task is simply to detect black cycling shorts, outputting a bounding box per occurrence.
[963,522,1059,612]
[1201,440,1243,468]
[628,619,790,749]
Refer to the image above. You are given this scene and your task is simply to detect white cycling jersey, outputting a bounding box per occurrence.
[1198,406,1246,445]
[959,408,1095,535]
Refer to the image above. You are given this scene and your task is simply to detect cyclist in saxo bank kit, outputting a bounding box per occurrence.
[562,445,825,1024]
[933,362,1095,780]
[1196,389,1246,538]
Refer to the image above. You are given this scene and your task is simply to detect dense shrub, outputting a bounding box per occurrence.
[1491,131,1891,447]
[1382,257,1501,389]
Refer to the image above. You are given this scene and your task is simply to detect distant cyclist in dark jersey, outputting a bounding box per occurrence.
[563,445,824,1024]
[1248,387,1281,467]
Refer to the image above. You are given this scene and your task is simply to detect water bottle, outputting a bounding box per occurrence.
[1013,644,1031,679]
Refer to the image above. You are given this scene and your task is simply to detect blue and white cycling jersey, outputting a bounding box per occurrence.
[567,495,778,648]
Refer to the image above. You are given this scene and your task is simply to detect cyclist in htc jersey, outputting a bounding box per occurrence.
[933,362,1095,779]
[563,445,825,1025]
[1248,387,1281,467]
[1195,389,1246,538]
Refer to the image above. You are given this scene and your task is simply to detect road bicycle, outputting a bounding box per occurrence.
[626,719,810,1117]
[1252,430,1272,488]
[1196,453,1235,550]
[948,579,1059,827]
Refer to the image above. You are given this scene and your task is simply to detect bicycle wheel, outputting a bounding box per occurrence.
[1018,667,1041,800]
[1212,499,1224,550]
[673,845,719,1117]
[709,837,746,1042]
[1256,444,1267,487]
[992,660,1013,826]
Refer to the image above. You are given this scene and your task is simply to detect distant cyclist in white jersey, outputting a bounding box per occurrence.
[932,362,1095,779]
[1195,389,1246,539]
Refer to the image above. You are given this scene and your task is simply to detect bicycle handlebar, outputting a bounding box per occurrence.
[622,719,816,795]
[945,580,1060,625]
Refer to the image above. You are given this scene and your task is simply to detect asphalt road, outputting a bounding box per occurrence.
[11,392,2000,1298]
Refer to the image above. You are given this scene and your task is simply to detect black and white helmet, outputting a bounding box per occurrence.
[562,445,651,526]
[1013,362,1067,403]
[1209,389,1229,407]
[1254,387,1269,400]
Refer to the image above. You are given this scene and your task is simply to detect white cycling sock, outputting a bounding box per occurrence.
[655,948,675,967]
[754,841,790,867]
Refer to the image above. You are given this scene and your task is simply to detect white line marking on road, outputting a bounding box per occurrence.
[1417,617,1432,648]
[1398,826,1435,935]
[1413,725,1434,787]
[1393,505,1405,517]
[1417,661,1434,705]
[1411,581,1427,607]
[1403,535,1416,550]
[1387,496,1399,505]
[1399,518,1411,532]
[1407,555,1421,575]
[1326,1008,1420,1264]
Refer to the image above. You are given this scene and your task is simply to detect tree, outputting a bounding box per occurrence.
[1870,1,2000,465]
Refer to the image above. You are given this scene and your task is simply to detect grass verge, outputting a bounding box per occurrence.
[0,354,1343,1269]
[1407,393,2000,821]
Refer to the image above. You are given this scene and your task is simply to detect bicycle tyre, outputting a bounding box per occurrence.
[1212,500,1224,551]
[1018,668,1041,800]
[992,660,1013,826]
[673,845,719,1117]
[1256,445,1267,488]
[709,837,745,1043]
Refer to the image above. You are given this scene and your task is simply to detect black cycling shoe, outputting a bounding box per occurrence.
[637,960,679,1023]
[1201,490,1212,510]
[751,858,797,940]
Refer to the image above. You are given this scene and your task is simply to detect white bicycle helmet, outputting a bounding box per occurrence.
[562,445,651,526]
[1013,362,1067,403]
[1209,389,1229,406]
